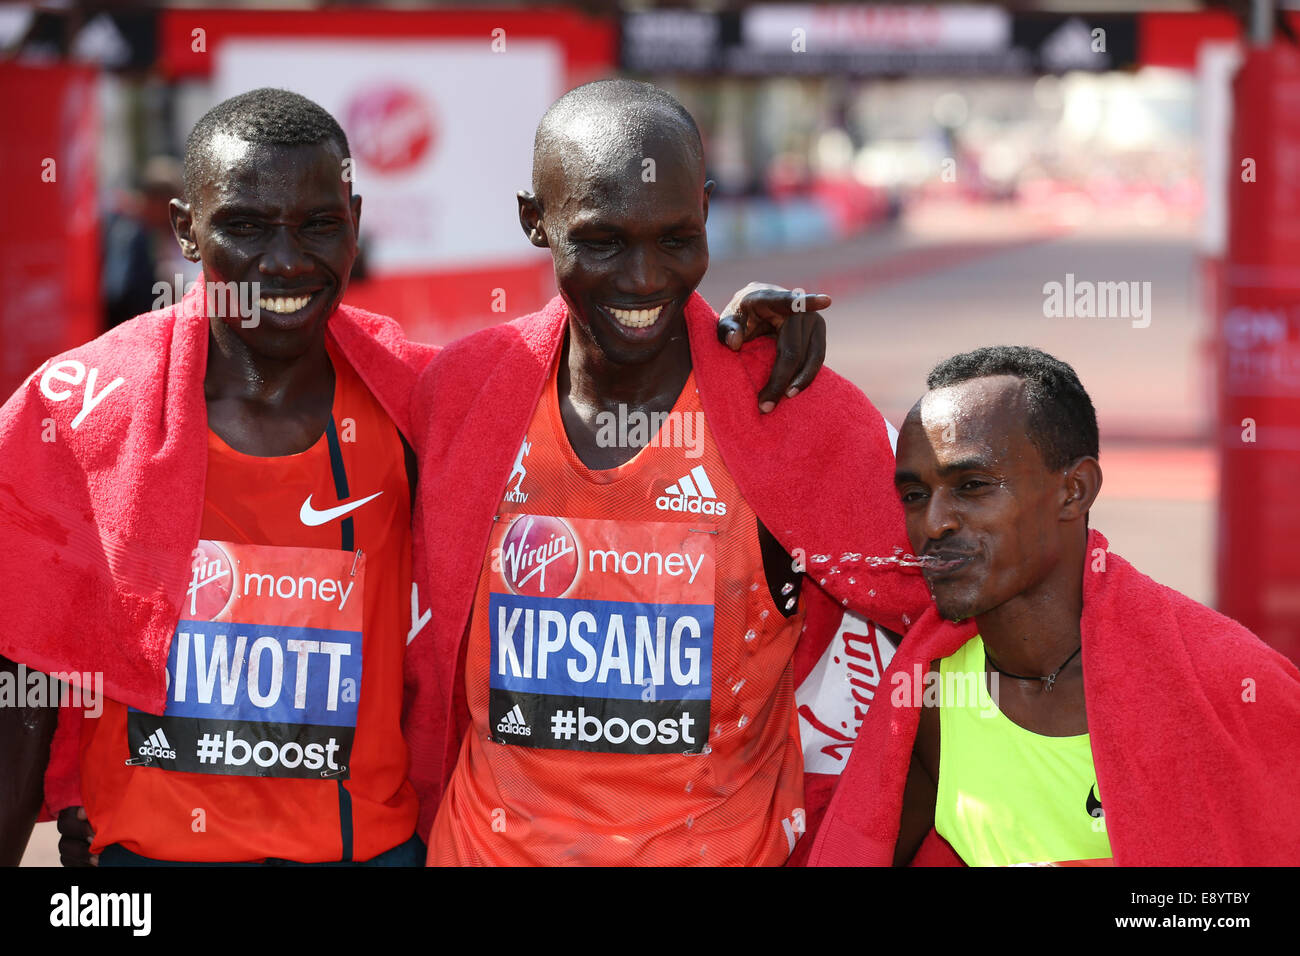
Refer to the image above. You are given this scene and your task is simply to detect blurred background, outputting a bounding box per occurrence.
[3,0,1299,862]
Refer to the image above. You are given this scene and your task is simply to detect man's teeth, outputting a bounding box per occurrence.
[607,305,664,328]
[258,294,312,314]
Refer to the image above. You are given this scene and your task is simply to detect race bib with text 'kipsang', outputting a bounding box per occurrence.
[488,514,714,755]
[127,540,364,780]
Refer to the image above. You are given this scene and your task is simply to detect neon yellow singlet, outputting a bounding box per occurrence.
[934,635,1113,866]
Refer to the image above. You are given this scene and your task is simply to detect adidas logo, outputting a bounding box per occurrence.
[496,704,532,737]
[137,728,177,760]
[656,465,727,516]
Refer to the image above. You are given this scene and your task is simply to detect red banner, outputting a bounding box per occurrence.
[0,64,100,400]
[158,8,614,89]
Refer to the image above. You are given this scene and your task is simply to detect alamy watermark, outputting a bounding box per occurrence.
[152,275,262,328]
[0,663,102,718]
[50,886,151,936]
[595,405,706,458]
[1042,273,1151,329]
[890,663,1000,718]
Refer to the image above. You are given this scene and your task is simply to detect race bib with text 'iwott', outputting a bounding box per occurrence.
[127,540,364,780]
[488,514,714,755]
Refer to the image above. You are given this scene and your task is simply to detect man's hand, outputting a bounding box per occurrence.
[716,282,831,413]
[56,806,97,866]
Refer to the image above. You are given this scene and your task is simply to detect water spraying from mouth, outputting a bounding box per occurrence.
[807,547,945,573]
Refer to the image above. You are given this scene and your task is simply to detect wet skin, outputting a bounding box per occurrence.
[170,135,362,457]
[519,124,714,470]
[891,376,1102,864]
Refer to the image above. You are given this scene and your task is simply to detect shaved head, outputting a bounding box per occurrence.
[184,88,351,210]
[531,79,704,204]
[517,79,713,370]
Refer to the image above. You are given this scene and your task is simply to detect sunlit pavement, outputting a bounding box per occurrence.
[700,198,1215,606]
[21,823,57,867]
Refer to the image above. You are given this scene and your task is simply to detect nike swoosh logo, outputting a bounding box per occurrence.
[300,491,384,527]
[1086,783,1103,818]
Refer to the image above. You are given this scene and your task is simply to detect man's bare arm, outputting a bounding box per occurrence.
[0,655,57,865]
[893,677,940,866]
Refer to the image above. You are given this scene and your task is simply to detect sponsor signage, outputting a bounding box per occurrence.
[127,540,364,779]
[214,38,561,274]
[487,514,715,755]
[621,7,1137,76]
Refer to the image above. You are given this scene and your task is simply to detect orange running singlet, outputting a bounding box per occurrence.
[80,338,418,862]
[429,361,807,865]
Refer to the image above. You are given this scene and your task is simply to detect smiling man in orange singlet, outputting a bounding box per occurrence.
[405,80,929,865]
[0,88,428,866]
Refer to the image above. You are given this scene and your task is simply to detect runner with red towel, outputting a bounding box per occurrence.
[809,347,1300,867]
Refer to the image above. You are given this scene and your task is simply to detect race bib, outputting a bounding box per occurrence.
[127,540,364,779]
[487,514,714,755]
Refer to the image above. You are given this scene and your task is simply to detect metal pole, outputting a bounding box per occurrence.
[1251,0,1275,47]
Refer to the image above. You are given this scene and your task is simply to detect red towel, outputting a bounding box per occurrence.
[403,292,932,843]
[809,529,1300,866]
[0,277,437,815]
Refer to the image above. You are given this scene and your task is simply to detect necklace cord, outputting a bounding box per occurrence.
[985,643,1082,691]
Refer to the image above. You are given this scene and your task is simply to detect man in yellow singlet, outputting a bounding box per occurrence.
[810,345,1300,867]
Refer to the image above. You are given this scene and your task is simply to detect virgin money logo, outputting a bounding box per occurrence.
[499,515,579,598]
[345,85,436,175]
[186,540,234,620]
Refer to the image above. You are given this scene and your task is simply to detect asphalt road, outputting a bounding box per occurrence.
[699,198,1215,607]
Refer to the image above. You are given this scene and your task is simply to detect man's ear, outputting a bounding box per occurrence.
[702,179,715,223]
[350,193,363,237]
[1060,456,1102,522]
[169,198,200,262]
[517,190,548,248]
